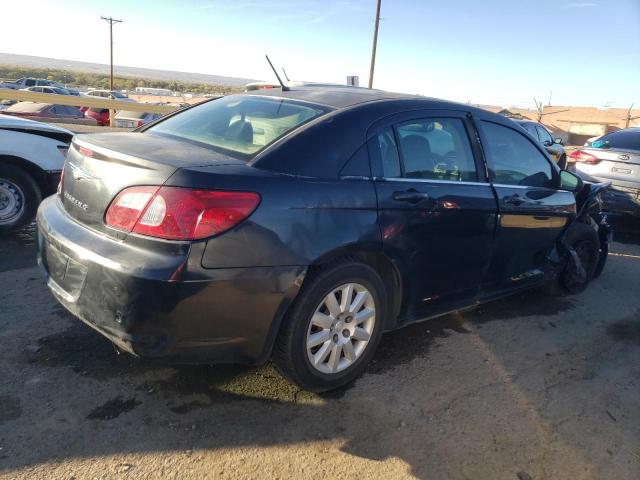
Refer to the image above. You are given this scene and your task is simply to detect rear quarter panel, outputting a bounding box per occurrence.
[167,165,381,269]
[0,129,66,171]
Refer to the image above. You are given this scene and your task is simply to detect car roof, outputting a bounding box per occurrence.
[250,86,431,109]
[0,113,73,134]
[5,102,52,112]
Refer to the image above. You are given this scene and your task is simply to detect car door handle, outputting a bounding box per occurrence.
[504,195,525,206]
[393,189,431,204]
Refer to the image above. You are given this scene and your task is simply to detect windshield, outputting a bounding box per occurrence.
[591,129,640,151]
[147,95,328,158]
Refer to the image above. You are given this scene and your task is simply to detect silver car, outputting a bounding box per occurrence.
[571,127,640,217]
[113,110,162,128]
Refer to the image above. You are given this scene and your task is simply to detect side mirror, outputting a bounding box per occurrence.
[543,140,552,147]
[554,137,563,145]
[560,170,583,193]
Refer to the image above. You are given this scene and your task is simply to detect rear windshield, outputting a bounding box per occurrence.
[591,129,640,151]
[146,95,328,158]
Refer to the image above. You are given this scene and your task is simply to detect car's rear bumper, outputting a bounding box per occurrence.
[36,196,305,364]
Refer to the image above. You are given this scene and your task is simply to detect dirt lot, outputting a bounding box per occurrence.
[0,221,639,480]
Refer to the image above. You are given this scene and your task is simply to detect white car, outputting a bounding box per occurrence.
[0,115,72,231]
[85,90,135,102]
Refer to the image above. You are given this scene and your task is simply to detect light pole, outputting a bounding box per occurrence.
[368,0,382,89]
[101,16,122,91]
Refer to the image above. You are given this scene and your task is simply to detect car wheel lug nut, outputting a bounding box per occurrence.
[333,334,339,343]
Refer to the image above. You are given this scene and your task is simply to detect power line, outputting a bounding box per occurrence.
[101,16,122,91]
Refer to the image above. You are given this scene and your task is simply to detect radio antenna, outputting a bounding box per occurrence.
[265,55,288,91]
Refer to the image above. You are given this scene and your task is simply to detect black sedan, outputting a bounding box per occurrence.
[37,87,602,391]
[513,119,567,169]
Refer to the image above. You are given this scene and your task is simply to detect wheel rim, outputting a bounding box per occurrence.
[0,179,25,225]
[306,282,376,374]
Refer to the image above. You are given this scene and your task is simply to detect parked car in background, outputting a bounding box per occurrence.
[37,88,607,392]
[514,120,567,169]
[2,102,84,121]
[84,108,110,126]
[0,114,72,231]
[21,86,73,95]
[571,127,640,217]
[85,90,134,102]
[0,100,16,111]
[2,77,63,90]
[114,110,162,128]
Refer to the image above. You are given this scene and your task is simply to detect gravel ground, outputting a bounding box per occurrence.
[0,220,639,480]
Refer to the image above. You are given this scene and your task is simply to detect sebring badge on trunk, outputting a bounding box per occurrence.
[63,191,89,211]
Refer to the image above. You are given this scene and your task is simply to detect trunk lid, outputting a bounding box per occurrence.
[60,132,245,236]
[577,147,640,189]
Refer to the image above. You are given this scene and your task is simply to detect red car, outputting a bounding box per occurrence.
[84,108,110,126]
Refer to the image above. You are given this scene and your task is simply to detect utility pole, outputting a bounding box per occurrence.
[534,97,569,123]
[101,16,122,91]
[624,103,639,129]
[368,0,382,89]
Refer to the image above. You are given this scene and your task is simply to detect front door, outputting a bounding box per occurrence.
[476,119,576,295]
[370,112,497,323]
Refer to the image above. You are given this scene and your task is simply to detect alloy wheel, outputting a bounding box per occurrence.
[306,282,376,374]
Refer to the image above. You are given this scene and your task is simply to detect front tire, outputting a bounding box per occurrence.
[561,222,600,294]
[273,261,386,392]
[0,164,42,232]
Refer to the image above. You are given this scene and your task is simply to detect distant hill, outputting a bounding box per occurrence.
[0,53,258,87]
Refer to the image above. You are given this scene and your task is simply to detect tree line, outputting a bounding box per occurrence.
[0,65,243,95]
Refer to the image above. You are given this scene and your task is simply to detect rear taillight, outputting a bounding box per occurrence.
[569,150,600,164]
[105,186,260,240]
[136,119,144,127]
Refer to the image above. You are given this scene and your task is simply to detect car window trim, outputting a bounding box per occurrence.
[374,176,489,187]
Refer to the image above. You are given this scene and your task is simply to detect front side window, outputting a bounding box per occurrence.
[536,125,553,145]
[480,121,554,188]
[396,118,477,182]
[147,95,328,159]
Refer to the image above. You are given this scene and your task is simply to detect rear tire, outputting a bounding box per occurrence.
[561,222,600,294]
[273,261,386,392]
[0,164,41,233]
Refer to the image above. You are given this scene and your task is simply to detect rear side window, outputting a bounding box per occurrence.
[147,95,328,159]
[592,130,640,151]
[480,121,554,188]
[396,118,477,182]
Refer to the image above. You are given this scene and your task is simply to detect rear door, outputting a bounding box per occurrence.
[477,120,575,294]
[370,111,497,322]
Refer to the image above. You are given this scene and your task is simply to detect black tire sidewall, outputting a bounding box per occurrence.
[561,222,600,293]
[283,263,386,391]
[0,164,41,232]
